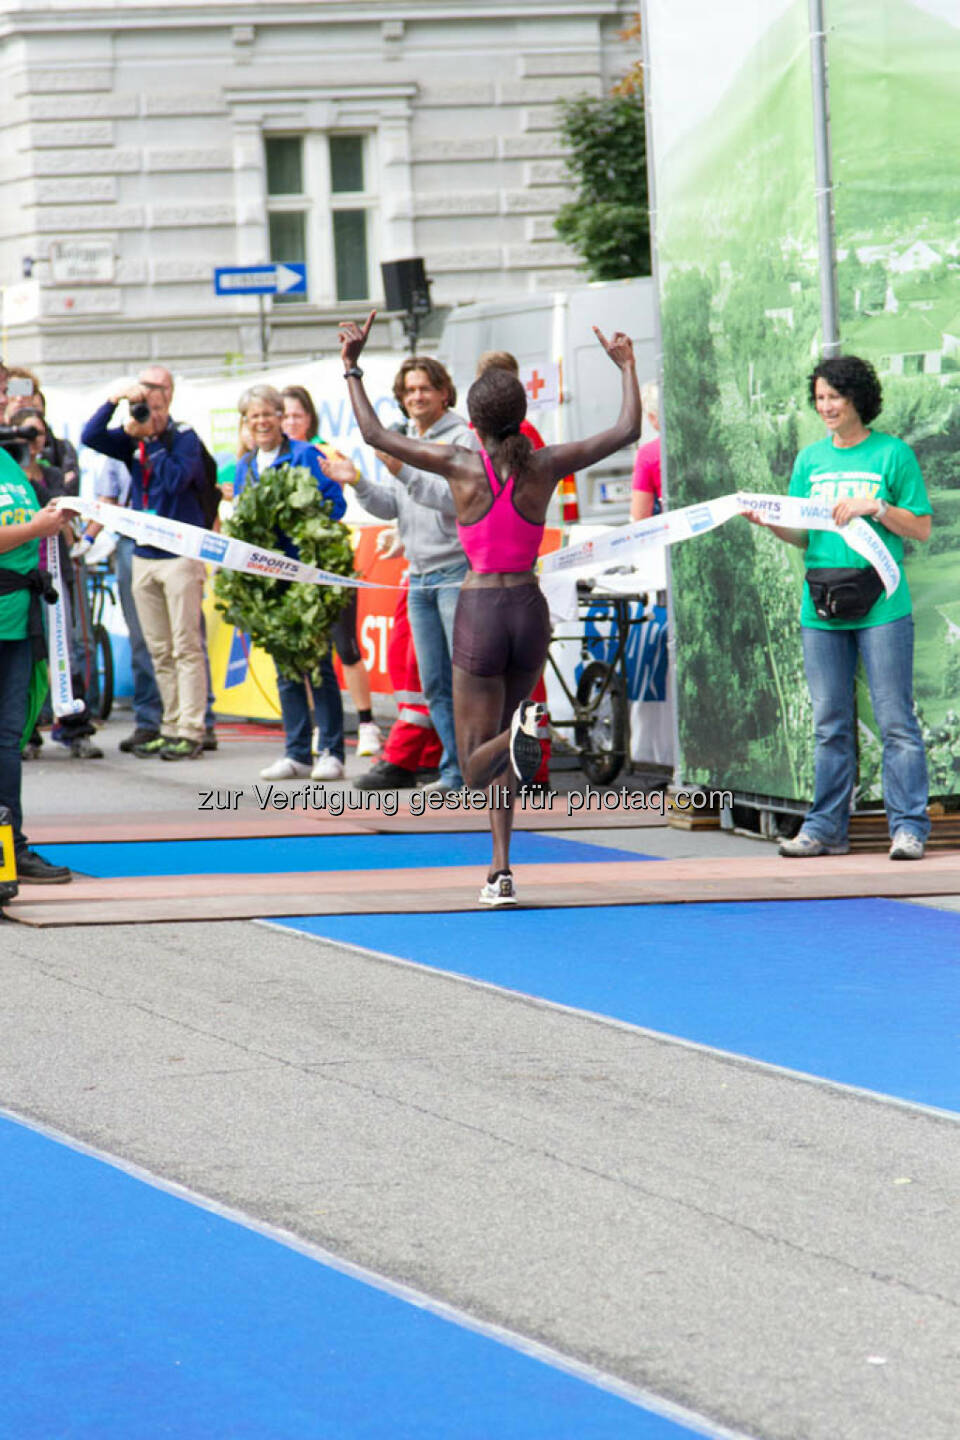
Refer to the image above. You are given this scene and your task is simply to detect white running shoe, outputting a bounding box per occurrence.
[889,828,925,861]
[478,871,517,907]
[259,756,312,780]
[312,750,345,781]
[356,721,383,757]
[509,700,546,783]
[778,829,850,857]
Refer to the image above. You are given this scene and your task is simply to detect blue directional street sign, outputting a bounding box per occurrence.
[213,263,307,297]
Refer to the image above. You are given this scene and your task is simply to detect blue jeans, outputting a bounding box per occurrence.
[801,616,930,844]
[0,638,33,851]
[407,561,467,788]
[274,650,344,765]
[115,535,162,731]
[199,610,215,732]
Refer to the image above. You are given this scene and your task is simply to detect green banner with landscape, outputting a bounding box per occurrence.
[645,0,960,802]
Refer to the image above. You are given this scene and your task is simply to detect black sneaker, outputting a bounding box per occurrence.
[120,727,160,753]
[203,728,218,752]
[509,701,546,784]
[70,738,104,759]
[354,760,419,790]
[15,849,73,885]
[133,735,174,758]
[160,738,205,761]
[21,741,42,761]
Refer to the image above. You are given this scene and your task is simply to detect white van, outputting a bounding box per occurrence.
[438,276,658,523]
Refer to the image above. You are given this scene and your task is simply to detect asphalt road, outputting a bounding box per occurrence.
[3,714,957,1439]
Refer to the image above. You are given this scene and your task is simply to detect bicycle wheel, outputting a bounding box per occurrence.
[574,660,627,786]
[93,624,114,721]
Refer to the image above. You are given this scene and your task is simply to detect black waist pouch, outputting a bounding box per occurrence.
[805,566,883,621]
[0,566,58,659]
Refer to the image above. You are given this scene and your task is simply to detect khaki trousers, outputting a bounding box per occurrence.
[131,555,206,742]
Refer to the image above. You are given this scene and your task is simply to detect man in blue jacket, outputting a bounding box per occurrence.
[82,365,209,760]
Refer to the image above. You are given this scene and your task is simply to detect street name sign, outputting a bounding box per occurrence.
[49,240,115,285]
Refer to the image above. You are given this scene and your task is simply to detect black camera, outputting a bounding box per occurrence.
[0,424,40,467]
[131,401,151,423]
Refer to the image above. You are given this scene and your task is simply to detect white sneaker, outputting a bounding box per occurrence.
[356,721,383,757]
[259,756,312,780]
[478,871,517,907]
[889,828,925,861]
[778,829,849,857]
[312,750,345,781]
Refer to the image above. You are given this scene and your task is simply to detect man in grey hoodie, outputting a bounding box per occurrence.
[348,355,470,792]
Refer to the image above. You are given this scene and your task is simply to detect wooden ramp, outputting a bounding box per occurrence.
[26,802,669,845]
[6,851,960,927]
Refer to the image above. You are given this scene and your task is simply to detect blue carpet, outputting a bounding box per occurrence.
[0,1115,711,1440]
[34,833,653,878]
[272,900,960,1113]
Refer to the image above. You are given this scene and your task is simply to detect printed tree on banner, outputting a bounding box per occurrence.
[663,267,786,784]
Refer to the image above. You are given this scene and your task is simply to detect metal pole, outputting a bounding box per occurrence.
[258,294,269,363]
[639,1,682,790]
[809,0,841,357]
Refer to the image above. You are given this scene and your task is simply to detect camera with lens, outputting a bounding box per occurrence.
[130,400,151,423]
[0,423,40,467]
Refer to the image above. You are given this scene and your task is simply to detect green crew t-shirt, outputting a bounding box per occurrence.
[0,447,41,641]
[788,429,931,630]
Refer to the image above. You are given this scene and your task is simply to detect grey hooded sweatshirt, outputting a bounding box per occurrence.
[353,408,472,574]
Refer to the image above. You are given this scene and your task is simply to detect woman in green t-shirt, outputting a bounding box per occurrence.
[749,355,932,862]
[0,445,73,882]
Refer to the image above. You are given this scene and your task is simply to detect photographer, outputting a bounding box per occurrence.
[4,367,79,490]
[11,406,101,759]
[81,366,209,761]
[0,438,72,883]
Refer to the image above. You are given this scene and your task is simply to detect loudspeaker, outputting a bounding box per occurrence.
[381,258,432,316]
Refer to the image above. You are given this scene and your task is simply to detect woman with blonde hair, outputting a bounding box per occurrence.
[281,384,382,758]
[233,384,350,782]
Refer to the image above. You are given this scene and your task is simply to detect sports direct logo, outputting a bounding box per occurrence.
[246,550,301,580]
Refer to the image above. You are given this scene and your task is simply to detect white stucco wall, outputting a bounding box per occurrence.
[0,0,638,382]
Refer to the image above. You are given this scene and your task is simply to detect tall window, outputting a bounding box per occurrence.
[265,136,307,305]
[263,132,377,304]
[329,134,372,302]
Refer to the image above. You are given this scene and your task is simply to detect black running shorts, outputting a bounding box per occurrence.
[452,581,551,677]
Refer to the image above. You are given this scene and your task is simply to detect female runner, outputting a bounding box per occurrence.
[339,311,641,905]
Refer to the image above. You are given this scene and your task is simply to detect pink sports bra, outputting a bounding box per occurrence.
[456,448,544,573]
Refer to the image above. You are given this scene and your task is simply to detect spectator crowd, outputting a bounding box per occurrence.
[0,345,564,887]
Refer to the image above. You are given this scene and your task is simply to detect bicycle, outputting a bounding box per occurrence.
[545,579,650,785]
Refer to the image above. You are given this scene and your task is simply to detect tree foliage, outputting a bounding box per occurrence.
[213,464,354,680]
[554,92,650,280]
[612,11,643,98]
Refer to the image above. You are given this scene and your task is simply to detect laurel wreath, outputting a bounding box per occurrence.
[213,463,355,680]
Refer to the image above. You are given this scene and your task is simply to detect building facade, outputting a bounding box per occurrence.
[0,0,637,382]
